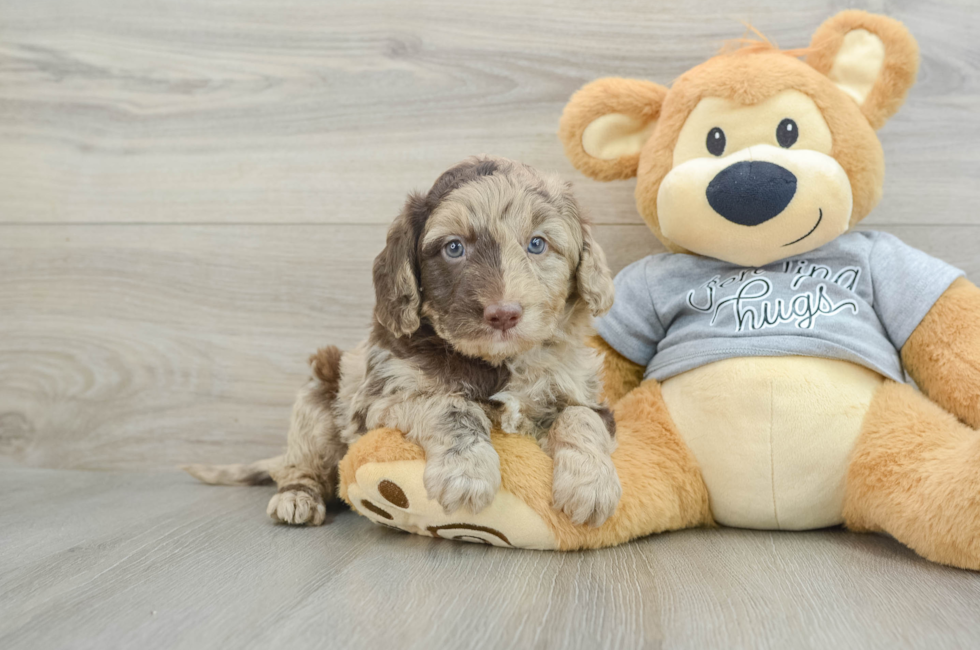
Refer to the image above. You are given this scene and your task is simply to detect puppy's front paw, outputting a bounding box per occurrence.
[491,391,524,434]
[552,448,621,527]
[267,486,326,526]
[423,442,501,515]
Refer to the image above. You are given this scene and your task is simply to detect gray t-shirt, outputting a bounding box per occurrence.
[597,231,964,383]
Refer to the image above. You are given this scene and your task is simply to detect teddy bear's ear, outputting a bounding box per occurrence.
[559,78,668,182]
[806,10,919,130]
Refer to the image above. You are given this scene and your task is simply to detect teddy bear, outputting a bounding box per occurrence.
[338,10,980,569]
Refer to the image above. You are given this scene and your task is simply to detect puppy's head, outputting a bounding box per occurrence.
[373,156,614,363]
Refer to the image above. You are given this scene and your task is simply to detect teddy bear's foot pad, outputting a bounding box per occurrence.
[346,460,559,549]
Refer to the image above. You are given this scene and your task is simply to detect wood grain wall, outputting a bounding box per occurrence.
[1,0,977,469]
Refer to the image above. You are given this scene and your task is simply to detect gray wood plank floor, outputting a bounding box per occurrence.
[2,467,979,650]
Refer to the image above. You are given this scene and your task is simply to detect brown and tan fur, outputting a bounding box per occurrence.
[186,156,622,527]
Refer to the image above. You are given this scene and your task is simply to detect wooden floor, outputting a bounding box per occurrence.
[2,0,980,647]
[2,467,979,650]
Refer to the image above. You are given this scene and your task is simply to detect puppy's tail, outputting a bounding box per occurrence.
[182,346,345,487]
[309,344,344,401]
[182,455,282,486]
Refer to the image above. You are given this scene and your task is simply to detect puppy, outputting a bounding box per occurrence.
[185,156,621,527]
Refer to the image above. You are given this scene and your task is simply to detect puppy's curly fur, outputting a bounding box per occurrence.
[185,156,621,527]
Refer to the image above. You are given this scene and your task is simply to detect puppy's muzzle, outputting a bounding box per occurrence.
[484,302,523,332]
[706,160,797,226]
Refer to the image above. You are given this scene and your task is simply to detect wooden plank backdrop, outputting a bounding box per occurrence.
[1,0,978,469]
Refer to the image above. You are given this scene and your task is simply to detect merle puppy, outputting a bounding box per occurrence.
[186,156,622,527]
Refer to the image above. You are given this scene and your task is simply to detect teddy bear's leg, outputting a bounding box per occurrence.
[496,377,715,549]
[548,378,714,549]
[843,380,980,570]
[339,378,712,550]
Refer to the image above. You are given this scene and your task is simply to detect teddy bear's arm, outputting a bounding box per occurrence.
[587,334,646,407]
[901,277,980,429]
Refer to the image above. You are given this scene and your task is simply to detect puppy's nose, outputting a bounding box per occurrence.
[484,302,523,331]
[706,160,797,226]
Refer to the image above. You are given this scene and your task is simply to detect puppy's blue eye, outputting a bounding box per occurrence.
[444,240,465,259]
[527,237,547,255]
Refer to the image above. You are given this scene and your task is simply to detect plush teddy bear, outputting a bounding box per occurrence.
[339,10,980,569]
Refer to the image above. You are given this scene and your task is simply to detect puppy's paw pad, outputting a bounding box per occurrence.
[552,450,622,528]
[424,444,501,515]
[267,488,326,526]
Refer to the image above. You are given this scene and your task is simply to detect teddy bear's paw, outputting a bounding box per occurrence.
[266,487,326,526]
[346,458,559,549]
[423,442,501,514]
[551,447,622,527]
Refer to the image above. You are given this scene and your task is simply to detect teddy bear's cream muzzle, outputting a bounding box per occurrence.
[657,145,854,267]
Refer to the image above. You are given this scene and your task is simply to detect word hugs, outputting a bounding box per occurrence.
[687,262,863,332]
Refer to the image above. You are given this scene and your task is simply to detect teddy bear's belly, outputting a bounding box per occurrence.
[660,356,885,530]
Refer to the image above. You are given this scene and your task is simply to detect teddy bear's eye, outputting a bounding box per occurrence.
[777,118,799,148]
[706,127,726,156]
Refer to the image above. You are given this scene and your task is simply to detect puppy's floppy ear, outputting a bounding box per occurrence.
[559,77,668,182]
[576,223,615,317]
[554,183,615,316]
[555,185,614,316]
[373,195,423,337]
[806,10,919,130]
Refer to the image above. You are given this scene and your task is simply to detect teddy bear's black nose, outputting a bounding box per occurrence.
[706,161,797,226]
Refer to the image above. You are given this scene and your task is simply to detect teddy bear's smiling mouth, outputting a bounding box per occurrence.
[783,209,823,247]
